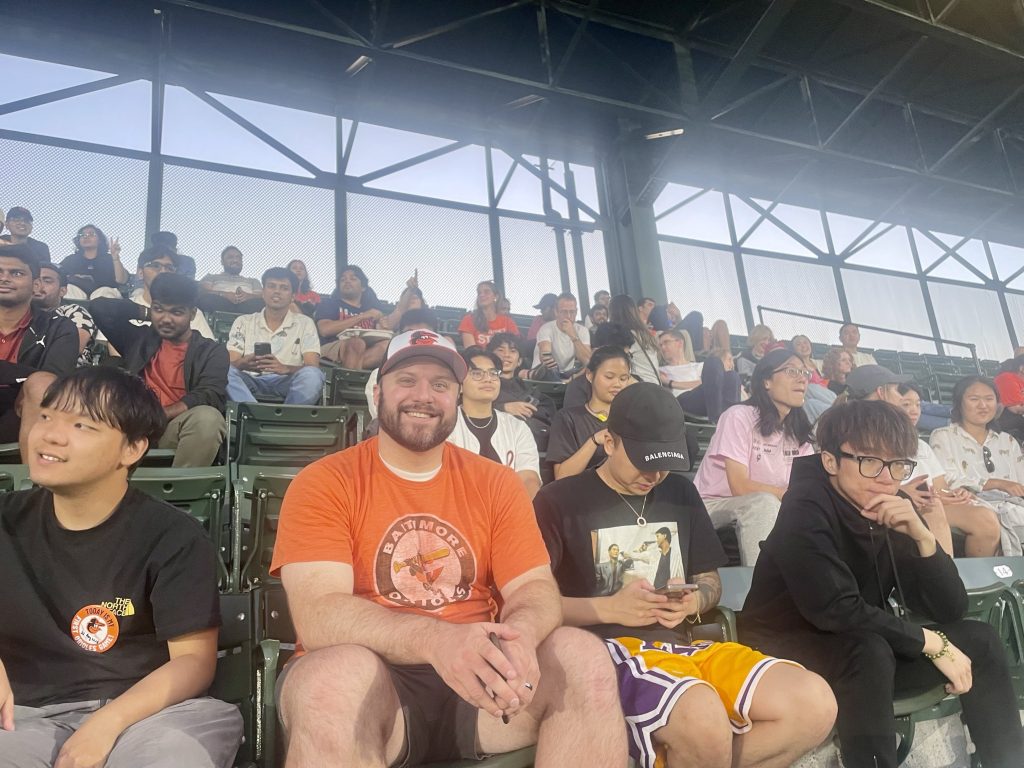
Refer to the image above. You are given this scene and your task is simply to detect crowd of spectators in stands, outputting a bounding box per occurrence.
[4,202,1024,767]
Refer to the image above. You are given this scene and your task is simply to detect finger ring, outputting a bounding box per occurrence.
[522,682,534,691]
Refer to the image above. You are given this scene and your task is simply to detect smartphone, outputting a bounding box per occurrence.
[655,583,699,598]
[254,342,272,356]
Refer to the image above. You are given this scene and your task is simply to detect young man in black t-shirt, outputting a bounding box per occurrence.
[535,383,836,768]
[0,367,242,767]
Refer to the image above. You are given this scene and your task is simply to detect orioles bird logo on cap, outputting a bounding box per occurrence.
[409,331,439,346]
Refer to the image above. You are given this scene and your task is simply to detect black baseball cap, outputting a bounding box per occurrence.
[607,383,690,472]
[534,293,558,310]
[846,364,912,399]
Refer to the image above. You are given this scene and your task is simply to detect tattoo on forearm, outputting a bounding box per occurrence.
[694,571,722,615]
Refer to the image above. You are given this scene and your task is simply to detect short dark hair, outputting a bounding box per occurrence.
[655,526,672,542]
[220,245,242,260]
[462,346,502,371]
[594,290,610,300]
[817,400,918,461]
[399,307,438,332]
[487,333,521,354]
[150,273,199,308]
[262,267,298,292]
[0,243,40,278]
[40,367,167,467]
[951,376,999,427]
[640,297,657,307]
[896,381,924,399]
[339,265,369,289]
[591,322,634,350]
[137,245,177,271]
[587,345,631,374]
[151,231,178,250]
[38,262,66,287]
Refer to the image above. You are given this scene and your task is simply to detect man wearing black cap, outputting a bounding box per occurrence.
[0,206,51,263]
[527,292,558,340]
[535,382,836,768]
[269,329,626,767]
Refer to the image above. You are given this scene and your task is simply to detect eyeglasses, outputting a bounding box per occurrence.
[838,451,917,481]
[983,445,996,473]
[773,367,813,380]
[467,368,501,382]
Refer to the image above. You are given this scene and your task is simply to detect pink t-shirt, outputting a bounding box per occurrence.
[694,404,813,498]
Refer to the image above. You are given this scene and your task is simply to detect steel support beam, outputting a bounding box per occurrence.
[702,0,799,113]
[385,1,533,49]
[0,75,133,117]
[930,85,1024,173]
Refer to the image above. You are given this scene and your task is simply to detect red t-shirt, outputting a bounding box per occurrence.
[271,439,549,626]
[457,314,520,347]
[0,310,33,363]
[143,339,188,408]
[996,371,1024,407]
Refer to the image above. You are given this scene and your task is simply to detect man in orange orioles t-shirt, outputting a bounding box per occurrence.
[270,329,627,767]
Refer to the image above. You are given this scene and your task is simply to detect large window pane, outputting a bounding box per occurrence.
[499,218,563,315]
[660,242,746,333]
[742,254,840,344]
[840,269,935,353]
[581,230,610,306]
[347,193,492,308]
[928,282,1012,360]
[0,138,148,262]
[161,164,333,289]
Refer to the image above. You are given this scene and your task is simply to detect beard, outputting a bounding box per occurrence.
[378,389,457,452]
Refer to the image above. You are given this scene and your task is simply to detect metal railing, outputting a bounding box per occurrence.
[756,305,980,370]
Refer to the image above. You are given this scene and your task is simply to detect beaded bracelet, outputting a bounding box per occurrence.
[924,630,952,660]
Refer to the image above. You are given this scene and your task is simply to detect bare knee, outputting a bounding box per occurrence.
[535,627,620,715]
[975,508,1002,543]
[280,644,395,733]
[657,684,732,768]
[781,668,837,746]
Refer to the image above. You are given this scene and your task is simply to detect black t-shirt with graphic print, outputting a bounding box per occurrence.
[0,487,220,707]
[534,469,726,639]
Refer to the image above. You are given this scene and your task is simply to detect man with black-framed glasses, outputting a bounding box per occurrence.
[739,399,1023,767]
[448,347,541,498]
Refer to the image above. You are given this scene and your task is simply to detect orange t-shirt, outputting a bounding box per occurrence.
[143,339,188,408]
[270,438,549,625]
[457,314,520,347]
[995,371,1024,407]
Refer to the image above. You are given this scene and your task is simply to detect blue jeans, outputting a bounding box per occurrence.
[919,402,951,431]
[227,366,324,405]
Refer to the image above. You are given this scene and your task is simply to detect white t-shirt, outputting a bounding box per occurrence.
[660,362,703,384]
[913,439,947,486]
[629,339,660,384]
[447,410,541,477]
[201,272,262,294]
[694,404,814,498]
[226,310,321,368]
[532,321,590,373]
[929,424,1024,490]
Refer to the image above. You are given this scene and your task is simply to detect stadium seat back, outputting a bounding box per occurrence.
[212,592,258,768]
[0,442,21,464]
[210,311,244,344]
[0,464,32,492]
[527,380,567,412]
[228,402,349,466]
[130,467,231,588]
[234,465,297,590]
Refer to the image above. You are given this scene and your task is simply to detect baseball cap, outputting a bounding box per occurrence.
[6,206,32,222]
[846,364,912,399]
[607,383,690,472]
[534,293,558,310]
[380,329,469,382]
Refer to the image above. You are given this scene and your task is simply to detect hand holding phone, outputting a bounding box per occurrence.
[654,583,699,599]
[253,342,272,357]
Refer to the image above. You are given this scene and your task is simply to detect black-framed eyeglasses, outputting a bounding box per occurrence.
[838,451,917,481]
[467,368,501,382]
[983,445,996,473]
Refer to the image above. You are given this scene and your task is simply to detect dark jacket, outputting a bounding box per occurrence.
[738,454,968,659]
[91,298,229,412]
[0,308,79,386]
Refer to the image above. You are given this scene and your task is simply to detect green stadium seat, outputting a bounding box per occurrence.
[0,442,21,464]
[139,447,178,467]
[684,422,716,479]
[210,310,244,344]
[130,467,231,588]
[528,380,567,412]
[0,464,32,492]
[211,592,262,768]
[227,402,349,467]
[233,465,297,590]
[930,372,960,405]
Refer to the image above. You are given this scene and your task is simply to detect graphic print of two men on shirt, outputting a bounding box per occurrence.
[592,523,684,596]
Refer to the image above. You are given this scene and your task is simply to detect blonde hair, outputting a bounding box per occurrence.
[709,319,731,354]
[747,324,774,349]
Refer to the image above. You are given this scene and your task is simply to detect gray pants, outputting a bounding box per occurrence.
[0,697,243,768]
[703,492,782,566]
[157,406,227,467]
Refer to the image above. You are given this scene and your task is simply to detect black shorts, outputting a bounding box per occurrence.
[277,659,480,767]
